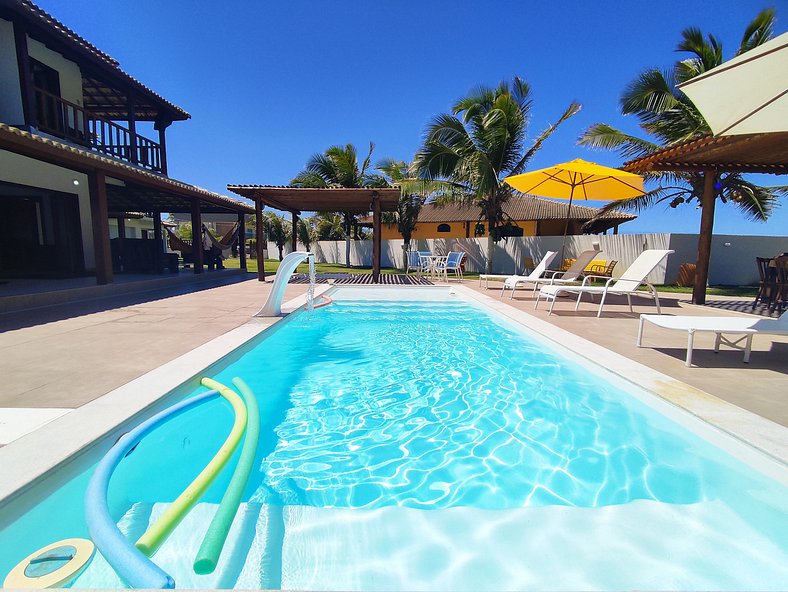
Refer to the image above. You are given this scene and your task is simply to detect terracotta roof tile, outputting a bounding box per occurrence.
[415,195,636,223]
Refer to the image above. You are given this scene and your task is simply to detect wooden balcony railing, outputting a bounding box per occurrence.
[33,87,163,174]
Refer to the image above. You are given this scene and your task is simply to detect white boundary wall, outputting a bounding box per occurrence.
[268,233,787,285]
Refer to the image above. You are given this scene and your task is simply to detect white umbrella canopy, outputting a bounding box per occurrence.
[678,31,788,136]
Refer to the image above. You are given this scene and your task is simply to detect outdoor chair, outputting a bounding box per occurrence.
[406,251,431,275]
[479,255,537,288]
[535,249,674,317]
[638,310,788,366]
[435,251,465,282]
[753,257,776,310]
[499,251,559,298]
[499,248,601,298]
[770,256,787,315]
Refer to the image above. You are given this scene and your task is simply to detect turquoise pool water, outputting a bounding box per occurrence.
[1,288,787,590]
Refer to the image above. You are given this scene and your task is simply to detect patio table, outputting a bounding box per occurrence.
[420,254,449,280]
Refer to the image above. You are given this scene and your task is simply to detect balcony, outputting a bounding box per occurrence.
[33,87,164,174]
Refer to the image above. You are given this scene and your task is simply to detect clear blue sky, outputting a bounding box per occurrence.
[38,0,786,236]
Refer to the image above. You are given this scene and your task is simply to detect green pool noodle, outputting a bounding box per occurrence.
[135,377,247,556]
[193,377,260,574]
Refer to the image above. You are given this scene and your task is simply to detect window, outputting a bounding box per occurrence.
[437,223,451,233]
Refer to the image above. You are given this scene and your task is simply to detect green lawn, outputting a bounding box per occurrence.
[223,257,403,275]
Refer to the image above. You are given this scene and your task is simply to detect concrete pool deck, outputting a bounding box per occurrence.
[0,274,786,449]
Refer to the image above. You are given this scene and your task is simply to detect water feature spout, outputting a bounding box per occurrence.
[255,251,313,317]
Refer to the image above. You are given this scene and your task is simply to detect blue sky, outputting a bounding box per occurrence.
[38,0,786,236]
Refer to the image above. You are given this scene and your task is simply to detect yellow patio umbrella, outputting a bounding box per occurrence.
[503,158,645,260]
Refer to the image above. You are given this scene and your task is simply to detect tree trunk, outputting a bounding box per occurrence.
[484,232,495,273]
[344,213,351,268]
[692,170,717,305]
[485,208,496,274]
[277,246,284,261]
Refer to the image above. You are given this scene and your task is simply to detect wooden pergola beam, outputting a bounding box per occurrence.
[227,185,400,283]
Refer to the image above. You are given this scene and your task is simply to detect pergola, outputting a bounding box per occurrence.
[624,131,788,304]
[227,186,401,282]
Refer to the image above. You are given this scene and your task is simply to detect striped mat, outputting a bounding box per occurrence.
[288,273,433,285]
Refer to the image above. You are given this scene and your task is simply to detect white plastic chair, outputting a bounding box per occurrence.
[500,251,559,298]
[536,249,674,317]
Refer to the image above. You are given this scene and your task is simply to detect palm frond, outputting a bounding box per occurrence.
[510,100,581,175]
[577,123,661,160]
[738,8,775,54]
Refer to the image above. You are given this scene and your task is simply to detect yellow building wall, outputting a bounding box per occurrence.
[381,220,537,240]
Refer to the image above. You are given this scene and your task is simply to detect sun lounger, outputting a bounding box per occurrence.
[637,311,788,366]
[498,248,601,298]
[535,249,674,317]
[498,251,559,298]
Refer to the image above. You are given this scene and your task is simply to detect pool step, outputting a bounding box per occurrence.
[73,502,282,589]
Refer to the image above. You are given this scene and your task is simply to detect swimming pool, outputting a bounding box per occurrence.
[1,286,786,590]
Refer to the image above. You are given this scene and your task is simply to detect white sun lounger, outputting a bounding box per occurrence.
[637,311,788,366]
[535,249,674,317]
[498,248,601,299]
[499,251,559,298]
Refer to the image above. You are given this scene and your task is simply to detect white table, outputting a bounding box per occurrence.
[420,254,449,280]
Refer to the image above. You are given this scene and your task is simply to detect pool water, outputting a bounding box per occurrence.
[1,289,787,590]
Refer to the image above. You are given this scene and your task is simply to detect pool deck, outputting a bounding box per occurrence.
[0,274,786,451]
[0,273,309,444]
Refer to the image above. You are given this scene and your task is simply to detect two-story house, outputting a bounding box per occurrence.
[0,0,253,284]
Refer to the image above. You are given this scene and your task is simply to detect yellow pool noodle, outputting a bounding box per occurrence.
[135,378,247,556]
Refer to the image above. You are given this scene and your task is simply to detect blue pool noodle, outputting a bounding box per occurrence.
[84,390,219,589]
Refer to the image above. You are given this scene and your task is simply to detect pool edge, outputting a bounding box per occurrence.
[0,286,331,508]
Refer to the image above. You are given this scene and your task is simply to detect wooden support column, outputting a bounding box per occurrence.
[152,211,163,272]
[291,211,298,252]
[255,199,265,281]
[191,199,204,274]
[116,216,126,272]
[372,192,381,283]
[238,212,246,270]
[692,169,717,305]
[127,98,138,164]
[88,171,113,285]
[154,117,172,175]
[13,21,37,128]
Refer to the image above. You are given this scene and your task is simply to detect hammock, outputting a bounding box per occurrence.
[218,222,240,247]
[165,226,192,254]
[203,224,239,257]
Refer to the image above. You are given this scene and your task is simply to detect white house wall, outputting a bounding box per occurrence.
[0,149,95,268]
[0,18,24,125]
[27,36,83,107]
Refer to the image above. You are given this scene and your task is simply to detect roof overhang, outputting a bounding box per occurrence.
[227,186,401,214]
[624,132,788,174]
[0,123,253,214]
[0,0,189,122]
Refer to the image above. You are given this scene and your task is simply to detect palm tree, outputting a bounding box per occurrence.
[579,9,782,304]
[314,212,346,241]
[264,212,291,261]
[414,77,581,273]
[291,143,385,267]
[296,216,315,251]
